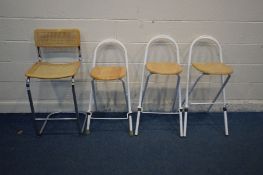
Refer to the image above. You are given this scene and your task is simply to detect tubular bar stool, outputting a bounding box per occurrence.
[135,35,183,136]
[183,35,233,137]
[86,39,133,136]
[25,29,87,136]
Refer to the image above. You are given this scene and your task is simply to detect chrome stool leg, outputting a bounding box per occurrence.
[26,78,40,136]
[26,77,87,136]
[71,77,81,132]
[71,77,87,134]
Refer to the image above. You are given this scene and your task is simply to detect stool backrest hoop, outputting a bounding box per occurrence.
[92,39,129,69]
[144,35,180,65]
[188,35,223,66]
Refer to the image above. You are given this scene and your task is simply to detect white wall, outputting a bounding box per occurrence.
[1,0,263,112]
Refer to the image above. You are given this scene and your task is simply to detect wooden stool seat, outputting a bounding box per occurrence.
[192,62,233,75]
[146,62,183,75]
[25,61,80,79]
[90,66,126,80]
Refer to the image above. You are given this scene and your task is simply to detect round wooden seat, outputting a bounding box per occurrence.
[25,61,80,79]
[90,66,126,80]
[146,62,183,75]
[192,62,233,75]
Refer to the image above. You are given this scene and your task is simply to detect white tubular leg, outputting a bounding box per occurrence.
[135,74,150,136]
[128,113,133,135]
[221,75,229,136]
[121,78,133,135]
[177,75,183,137]
[183,110,188,137]
[135,109,141,136]
[224,109,229,136]
[86,113,92,134]
[179,109,183,137]
[86,86,93,132]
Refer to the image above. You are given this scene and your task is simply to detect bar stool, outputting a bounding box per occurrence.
[25,29,87,135]
[135,35,183,136]
[86,39,133,135]
[183,35,233,137]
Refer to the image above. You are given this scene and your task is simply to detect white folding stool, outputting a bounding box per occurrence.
[86,39,133,135]
[183,35,233,137]
[135,35,183,136]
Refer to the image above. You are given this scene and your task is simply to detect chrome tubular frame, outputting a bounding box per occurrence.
[26,77,87,136]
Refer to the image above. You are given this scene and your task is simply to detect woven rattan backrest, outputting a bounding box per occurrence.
[34,29,80,48]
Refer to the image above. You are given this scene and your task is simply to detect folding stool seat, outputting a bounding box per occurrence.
[192,63,233,75]
[183,35,233,137]
[90,66,126,80]
[25,29,87,135]
[146,62,183,75]
[86,39,133,135]
[135,35,183,136]
[26,61,81,79]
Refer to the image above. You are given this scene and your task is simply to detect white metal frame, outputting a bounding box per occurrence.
[183,35,231,137]
[86,39,133,135]
[135,35,183,136]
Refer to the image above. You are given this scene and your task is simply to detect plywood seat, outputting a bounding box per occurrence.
[25,61,80,79]
[90,66,126,80]
[146,62,183,75]
[192,62,233,75]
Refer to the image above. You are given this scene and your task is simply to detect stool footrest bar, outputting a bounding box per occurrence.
[91,117,128,120]
[142,111,180,115]
[35,118,78,121]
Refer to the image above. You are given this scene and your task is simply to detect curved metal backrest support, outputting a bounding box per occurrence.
[144,34,181,64]
[188,35,223,65]
[92,39,129,68]
[185,35,224,107]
